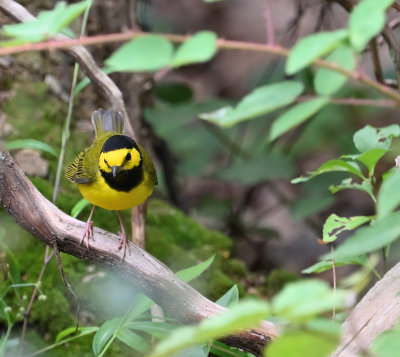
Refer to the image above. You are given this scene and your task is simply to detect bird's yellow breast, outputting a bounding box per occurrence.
[78,171,154,210]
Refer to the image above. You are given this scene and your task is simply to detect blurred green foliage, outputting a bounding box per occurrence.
[2,0,400,356]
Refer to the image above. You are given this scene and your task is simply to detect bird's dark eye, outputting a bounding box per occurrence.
[125,153,131,161]
[104,158,109,166]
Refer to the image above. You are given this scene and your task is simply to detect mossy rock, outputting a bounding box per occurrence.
[262,268,300,297]
[146,199,246,300]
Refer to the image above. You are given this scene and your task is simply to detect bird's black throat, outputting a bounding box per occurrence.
[100,164,143,192]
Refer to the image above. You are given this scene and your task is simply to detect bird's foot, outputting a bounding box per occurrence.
[80,220,94,249]
[118,231,131,260]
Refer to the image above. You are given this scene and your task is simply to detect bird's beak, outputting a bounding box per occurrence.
[112,166,121,177]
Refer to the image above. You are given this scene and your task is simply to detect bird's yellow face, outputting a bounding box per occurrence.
[99,147,141,175]
[98,134,142,180]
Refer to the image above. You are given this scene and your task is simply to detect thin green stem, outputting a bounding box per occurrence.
[382,247,387,274]
[331,245,336,321]
[52,0,92,203]
[0,323,13,356]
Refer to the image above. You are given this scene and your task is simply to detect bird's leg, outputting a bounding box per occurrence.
[116,211,130,259]
[80,205,96,249]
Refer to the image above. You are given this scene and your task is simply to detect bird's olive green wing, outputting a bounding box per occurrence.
[139,144,158,187]
[65,147,98,184]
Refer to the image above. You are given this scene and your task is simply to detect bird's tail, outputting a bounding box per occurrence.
[91,108,124,137]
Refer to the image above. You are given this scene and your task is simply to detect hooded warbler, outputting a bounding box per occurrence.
[66,108,157,258]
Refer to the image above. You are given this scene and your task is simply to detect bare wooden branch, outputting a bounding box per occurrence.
[332,262,400,357]
[0,146,279,356]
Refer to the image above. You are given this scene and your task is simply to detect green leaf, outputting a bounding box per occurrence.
[371,325,400,357]
[327,212,400,259]
[105,35,174,72]
[322,214,371,243]
[216,285,239,308]
[173,344,210,357]
[305,318,341,339]
[290,194,334,220]
[356,148,387,174]
[55,326,98,343]
[377,170,400,219]
[329,178,375,202]
[155,83,193,104]
[2,1,88,42]
[71,198,90,218]
[349,0,396,52]
[266,330,338,357]
[272,280,348,321]
[314,45,356,95]
[343,148,387,177]
[199,81,304,127]
[292,159,364,184]
[0,236,21,284]
[218,151,293,184]
[127,321,174,339]
[116,328,150,353]
[6,252,21,285]
[210,341,250,357]
[92,318,121,355]
[150,300,270,357]
[353,124,400,153]
[92,295,155,357]
[302,256,367,274]
[175,255,215,283]
[286,29,348,74]
[171,31,217,68]
[269,97,329,141]
[124,295,154,321]
[122,257,216,329]
[5,139,58,157]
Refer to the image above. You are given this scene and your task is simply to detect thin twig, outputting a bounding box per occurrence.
[296,96,398,107]
[383,24,400,90]
[331,245,337,321]
[392,3,400,12]
[20,246,54,343]
[200,121,250,159]
[264,0,275,45]
[52,241,80,331]
[369,38,384,83]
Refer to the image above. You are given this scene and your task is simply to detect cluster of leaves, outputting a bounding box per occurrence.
[300,125,400,277]
[150,278,350,357]
[1,1,90,43]
[0,240,351,357]
[200,0,396,134]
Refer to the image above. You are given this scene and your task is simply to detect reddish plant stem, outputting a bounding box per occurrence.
[296,96,398,108]
[264,0,275,45]
[1,30,400,105]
